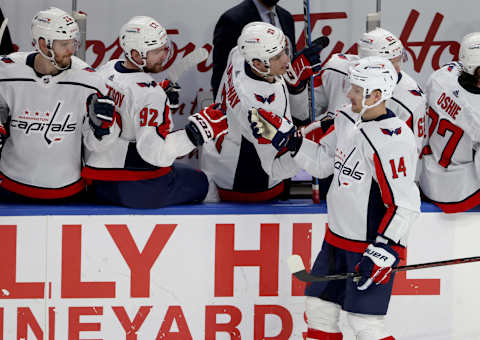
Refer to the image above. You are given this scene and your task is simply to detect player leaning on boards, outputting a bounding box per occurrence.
[82,16,228,209]
[419,32,480,213]
[250,57,420,339]
[0,7,115,203]
[201,22,326,202]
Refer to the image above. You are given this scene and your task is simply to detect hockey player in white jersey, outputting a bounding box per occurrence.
[250,57,420,339]
[82,16,228,209]
[201,22,305,202]
[314,28,426,156]
[0,7,115,203]
[420,32,480,213]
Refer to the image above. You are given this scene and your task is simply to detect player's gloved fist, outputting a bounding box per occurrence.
[248,108,301,152]
[185,103,228,146]
[355,243,399,291]
[284,36,330,92]
[88,93,115,140]
[0,123,8,151]
[160,79,181,109]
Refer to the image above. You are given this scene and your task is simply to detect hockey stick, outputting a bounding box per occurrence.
[288,254,480,283]
[0,18,8,45]
[167,47,208,83]
[303,0,320,203]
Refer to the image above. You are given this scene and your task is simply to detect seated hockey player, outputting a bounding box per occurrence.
[201,22,325,202]
[249,56,420,339]
[0,7,115,204]
[419,32,480,213]
[82,16,228,209]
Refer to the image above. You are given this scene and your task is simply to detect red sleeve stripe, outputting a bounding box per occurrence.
[373,153,396,234]
[378,205,397,234]
[156,102,171,139]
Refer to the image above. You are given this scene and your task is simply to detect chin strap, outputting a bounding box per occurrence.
[38,47,70,71]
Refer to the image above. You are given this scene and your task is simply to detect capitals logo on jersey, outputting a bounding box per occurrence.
[254,93,275,104]
[10,101,77,146]
[409,87,424,97]
[137,81,158,88]
[334,147,365,186]
[381,127,402,136]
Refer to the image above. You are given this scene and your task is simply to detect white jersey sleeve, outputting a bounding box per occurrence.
[293,114,337,178]
[131,90,195,167]
[370,135,420,242]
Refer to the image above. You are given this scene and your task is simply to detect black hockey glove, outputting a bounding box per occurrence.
[160,79,181,109]
[87,93,115,140]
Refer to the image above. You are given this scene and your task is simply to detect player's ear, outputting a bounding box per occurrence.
[38,38,49,55]
[373,89,383,103]
[130,49,143,64]
[252,59,266,72]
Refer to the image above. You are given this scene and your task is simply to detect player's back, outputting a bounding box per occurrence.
[314,53,359,119]
[420,62,480,212]
[387,71,427,154]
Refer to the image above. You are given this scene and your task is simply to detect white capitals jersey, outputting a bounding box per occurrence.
[420,62,480,212]
[294,106,420,251]
[201,47,300,200]
[0,52,112,199]
[83,59,196,181]
[314,54,426,154]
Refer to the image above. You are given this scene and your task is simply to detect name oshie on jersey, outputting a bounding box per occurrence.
[10,101,77,145]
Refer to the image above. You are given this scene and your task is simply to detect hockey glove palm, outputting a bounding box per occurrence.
[355,243,399,291]
[160,79,181,109]
[284,36,329,92]
[88,94,115,140]
[185,103,228,146]
[248,108,300,152]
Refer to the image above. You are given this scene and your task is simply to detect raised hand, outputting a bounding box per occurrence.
[284,36,330,91]
[160,79,181,109]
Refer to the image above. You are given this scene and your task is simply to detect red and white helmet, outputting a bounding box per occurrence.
[349,56,398,113]
[459,32,480,76]
[119,16,171,70]
[357,27,403,60]
[237,21,286,77]
[31,7,79,70]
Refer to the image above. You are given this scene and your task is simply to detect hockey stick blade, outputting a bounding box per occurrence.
[288,254,480,283]
[167,47,208,83]
[0,18,8,45]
